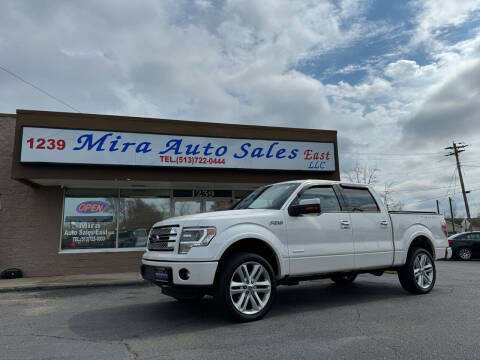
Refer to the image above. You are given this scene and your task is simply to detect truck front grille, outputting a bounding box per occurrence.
[148,225,179,251]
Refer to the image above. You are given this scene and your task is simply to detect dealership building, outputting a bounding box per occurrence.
[0,110,339,277]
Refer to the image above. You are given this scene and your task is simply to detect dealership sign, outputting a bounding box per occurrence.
[20,127,335,171]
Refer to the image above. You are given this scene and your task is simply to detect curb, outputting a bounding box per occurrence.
[0,280,150,293]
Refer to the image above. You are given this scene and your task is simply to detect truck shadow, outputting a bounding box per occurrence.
[69,279,408,342]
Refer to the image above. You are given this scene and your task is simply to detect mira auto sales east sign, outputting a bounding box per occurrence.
[20,127,336,171]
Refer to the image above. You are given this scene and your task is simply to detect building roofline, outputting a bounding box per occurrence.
[16,109,337,134]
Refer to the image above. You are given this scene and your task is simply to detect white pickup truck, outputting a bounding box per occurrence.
[141,180,452,321]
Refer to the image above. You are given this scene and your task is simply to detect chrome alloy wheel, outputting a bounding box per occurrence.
[413,253,434,289]
[229,261,272,315]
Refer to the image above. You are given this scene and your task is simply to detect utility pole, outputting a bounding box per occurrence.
[449,197,455,234]
[445,142,472,231]
[436,200,440,215]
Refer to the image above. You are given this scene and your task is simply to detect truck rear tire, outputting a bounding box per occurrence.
[398,248,436,294]
[214,252,276,322]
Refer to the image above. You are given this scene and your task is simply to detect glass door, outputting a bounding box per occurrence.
[204,198,234,212]
[174,199,202,217]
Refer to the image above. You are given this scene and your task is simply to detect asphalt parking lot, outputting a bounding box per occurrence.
[1,260,480,360]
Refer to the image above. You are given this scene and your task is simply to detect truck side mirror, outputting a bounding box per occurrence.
[288,198,321,216]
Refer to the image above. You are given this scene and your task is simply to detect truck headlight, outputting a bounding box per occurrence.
[179,227,216,254]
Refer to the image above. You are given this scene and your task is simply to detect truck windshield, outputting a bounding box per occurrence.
[234,183,300,210]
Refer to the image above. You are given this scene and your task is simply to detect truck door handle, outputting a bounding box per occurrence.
[380,220,389,226]
[340,220,350,229]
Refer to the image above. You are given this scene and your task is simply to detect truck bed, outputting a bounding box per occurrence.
[389,211,446,262]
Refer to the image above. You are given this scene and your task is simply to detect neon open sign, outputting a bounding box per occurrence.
[76,201,108,214]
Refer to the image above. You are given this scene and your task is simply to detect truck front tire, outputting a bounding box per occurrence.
[398,248,436,294]
[214,252,276,322]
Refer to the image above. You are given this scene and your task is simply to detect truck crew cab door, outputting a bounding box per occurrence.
[337,185,394,269]
[285,185,355,275]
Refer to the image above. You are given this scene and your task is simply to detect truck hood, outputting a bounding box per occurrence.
[152,209,282,228]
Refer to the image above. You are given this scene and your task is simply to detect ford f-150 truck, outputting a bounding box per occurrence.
[141,180,452,321]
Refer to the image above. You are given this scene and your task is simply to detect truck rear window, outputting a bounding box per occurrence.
[341,187,379,212]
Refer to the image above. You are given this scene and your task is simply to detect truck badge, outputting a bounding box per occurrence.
[270,220,283,226]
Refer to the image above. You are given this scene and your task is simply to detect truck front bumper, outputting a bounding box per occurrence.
[141,260,218,286]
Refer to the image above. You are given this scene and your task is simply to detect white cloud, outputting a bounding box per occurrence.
[384,60,420,79]
[0,0,380,124]
[412,0,480,45]
[195,0,212,10]
[0,0,480,214]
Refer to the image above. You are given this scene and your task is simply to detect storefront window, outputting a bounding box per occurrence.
[118,190,170,248]
[61,188,254,252]
[62,189,170,251]
[205,199,234,212]
[174,200,201,216]
[62,194,117,250]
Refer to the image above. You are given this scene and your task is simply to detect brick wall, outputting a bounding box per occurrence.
[0,115,142,277]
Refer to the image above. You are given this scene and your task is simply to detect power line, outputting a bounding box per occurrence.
[349,156,444,161]
[381,184,462,193]
[0,64,80,113]
[349,152,442,156]
[444,168,457,198]
[455,161,480,167]
[343,156,452,179]
[379,158,453,178]
[404,187,480,208]
[449,197,456,232]
[453,169,458,198]
[407,194,451,206]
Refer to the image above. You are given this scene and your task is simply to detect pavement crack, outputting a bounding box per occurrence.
[122,342,139,360]
[2,333,95,343]
[353,307,400,359]
[2,333,122,347]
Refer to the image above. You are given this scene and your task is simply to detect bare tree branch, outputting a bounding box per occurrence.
[342,162,379,185]
[382,181,404,211]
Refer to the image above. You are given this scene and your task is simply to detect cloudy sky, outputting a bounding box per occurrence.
[1,0,480,217]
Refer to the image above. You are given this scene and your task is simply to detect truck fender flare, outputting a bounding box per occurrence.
[216,235,285,278]
[406,232,435,258]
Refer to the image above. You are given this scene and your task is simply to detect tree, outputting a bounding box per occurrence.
[119,198,167,231]
[342,162,379,185]
[381,182,404,211]
[342,163,404,211]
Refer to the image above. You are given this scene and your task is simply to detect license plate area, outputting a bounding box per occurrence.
[154,267,171,284]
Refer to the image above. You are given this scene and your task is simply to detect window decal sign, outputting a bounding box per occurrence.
[21,126,336,171]
[63,197,115,250]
